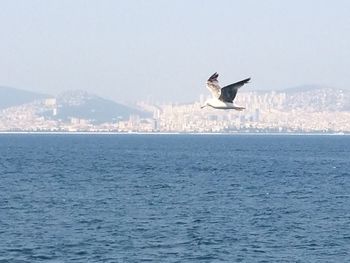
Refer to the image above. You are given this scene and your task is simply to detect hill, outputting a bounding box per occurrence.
[53,90,150,124]
[0,87,151,124]
[0,86,48,109]
[282,85,350,111]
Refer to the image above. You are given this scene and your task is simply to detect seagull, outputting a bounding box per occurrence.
[201,72,250,110]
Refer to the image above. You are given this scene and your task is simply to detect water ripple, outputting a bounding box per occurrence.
[0,134,349,262]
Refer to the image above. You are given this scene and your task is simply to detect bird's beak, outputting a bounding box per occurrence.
[200,105,206,109]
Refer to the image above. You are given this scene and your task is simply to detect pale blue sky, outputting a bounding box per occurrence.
[1,0,350,102]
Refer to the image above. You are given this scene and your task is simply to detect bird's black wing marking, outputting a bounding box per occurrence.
[219,78,250,102]
[207,72,219,82]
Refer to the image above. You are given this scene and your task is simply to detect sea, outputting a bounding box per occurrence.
[0,134,349,262]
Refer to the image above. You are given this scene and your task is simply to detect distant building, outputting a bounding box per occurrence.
[44,98,57,107]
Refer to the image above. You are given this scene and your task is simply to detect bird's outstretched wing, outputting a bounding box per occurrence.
[219,78,250,102]
[206,72,221,98]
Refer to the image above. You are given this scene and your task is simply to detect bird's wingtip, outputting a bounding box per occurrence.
[208,72,219,82]
[240,77,251,85]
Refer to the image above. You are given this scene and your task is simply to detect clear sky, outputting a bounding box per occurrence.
[1,0,350,103]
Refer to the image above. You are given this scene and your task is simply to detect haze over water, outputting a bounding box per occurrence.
[1,1,350,102]
[1,134,349,262]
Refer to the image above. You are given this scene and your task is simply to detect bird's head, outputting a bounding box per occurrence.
[200,99,210,109]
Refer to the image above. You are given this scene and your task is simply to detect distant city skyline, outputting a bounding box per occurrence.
[1,0,350,103]
[1,85,350,133]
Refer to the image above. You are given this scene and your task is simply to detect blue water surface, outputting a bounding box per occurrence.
[0,134,349,262]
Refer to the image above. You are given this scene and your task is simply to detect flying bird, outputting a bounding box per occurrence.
[201,72,250,110]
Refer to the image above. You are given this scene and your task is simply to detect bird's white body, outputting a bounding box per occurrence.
[202,98,245,110]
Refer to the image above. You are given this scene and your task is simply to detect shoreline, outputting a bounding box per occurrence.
[0,131,348,136]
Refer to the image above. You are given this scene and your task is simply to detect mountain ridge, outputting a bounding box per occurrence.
[2,85,350,115]
[0,86,49,109]
[0,86,151,123]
